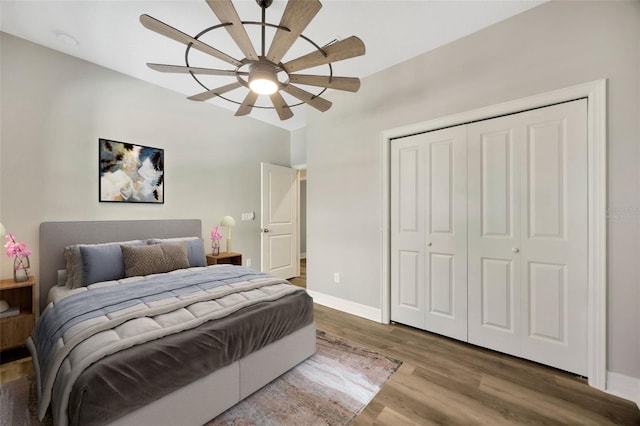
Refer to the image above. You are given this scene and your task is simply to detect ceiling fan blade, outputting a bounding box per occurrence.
[235,91,260,116]
[205,0,258,60]
[269,91,294,120]
[140,14,242,67]
[283,36,366,73]
[147,63,245,76]
[187,81,243,102]
[281,84,332,112]
[266,0,322,64]
[289,74,360,92]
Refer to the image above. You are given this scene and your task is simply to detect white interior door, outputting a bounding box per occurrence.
[261,163,299,279]
[468,100,588,375]
[391,126,468,340]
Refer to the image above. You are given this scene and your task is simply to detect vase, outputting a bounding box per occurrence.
[212,242,220,256]
[14,255,30,282]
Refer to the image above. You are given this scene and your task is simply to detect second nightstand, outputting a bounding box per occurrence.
[206,252,242,266]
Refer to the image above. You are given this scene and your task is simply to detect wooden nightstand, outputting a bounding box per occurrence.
[206,252,242,266]
[0,276,36,351]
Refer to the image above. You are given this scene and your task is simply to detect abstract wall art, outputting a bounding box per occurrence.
[99,138,164,203]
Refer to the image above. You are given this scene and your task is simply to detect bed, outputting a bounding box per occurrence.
[29,220,316,426]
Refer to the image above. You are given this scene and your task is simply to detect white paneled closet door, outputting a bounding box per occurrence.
[391,126,468,340]
[467,99,588,375]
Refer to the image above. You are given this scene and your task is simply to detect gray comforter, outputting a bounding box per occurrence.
[27,265,312,426]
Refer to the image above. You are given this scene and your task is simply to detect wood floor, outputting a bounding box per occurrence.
[315,304,640,425]
[291,259,638,424]
[3,258,638,425]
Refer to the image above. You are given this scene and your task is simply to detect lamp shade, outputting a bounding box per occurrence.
[0,222,5,236]
[220,216,236,227]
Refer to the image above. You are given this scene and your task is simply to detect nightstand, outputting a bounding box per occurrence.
[0,276,36,351]
[206,252,242,266]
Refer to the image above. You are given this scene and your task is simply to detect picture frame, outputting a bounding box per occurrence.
[99,138,164,204]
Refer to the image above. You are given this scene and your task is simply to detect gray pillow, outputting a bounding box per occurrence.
[147,237,206,267]
[64,240,146,288]
[80,244,126,286]
[121,243,190,278]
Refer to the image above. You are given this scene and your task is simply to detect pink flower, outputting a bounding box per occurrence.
[4,234,31,259]
[210,225,223,242]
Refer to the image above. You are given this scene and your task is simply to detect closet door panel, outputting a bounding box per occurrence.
[481,257,514,331]
[391,126,467,341]
[423,126,467,341]
[468,119,522,355]
[520,100,588,376]
[391,141,425,328]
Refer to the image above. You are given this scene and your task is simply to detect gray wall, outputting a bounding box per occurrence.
[306,1,640,379]
[0,33,290,280]
[300,179,307,257]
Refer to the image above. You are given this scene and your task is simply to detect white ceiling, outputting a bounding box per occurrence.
[0,0,544,130]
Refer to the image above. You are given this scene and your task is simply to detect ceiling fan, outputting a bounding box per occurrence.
[140,0,366,120]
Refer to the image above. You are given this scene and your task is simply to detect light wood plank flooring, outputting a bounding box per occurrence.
[290,258,639,424]
[288,257,306,288]
[314,304,640,425]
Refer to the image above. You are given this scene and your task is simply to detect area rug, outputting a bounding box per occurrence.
[0,331,401,426]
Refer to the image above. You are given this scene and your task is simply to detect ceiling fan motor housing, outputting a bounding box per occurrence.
[256,0,274,9]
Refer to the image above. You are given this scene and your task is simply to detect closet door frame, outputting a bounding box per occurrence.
[380,79,607,390]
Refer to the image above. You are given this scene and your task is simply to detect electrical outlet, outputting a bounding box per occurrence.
[333,272,340,283]
[246,258,252,267]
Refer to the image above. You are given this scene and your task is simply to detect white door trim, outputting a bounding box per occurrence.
[380,79,607,390]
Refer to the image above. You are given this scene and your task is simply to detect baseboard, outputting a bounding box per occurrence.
[306,290,381,323]
[606,371,640,409]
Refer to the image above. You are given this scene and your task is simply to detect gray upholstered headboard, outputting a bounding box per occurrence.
[39,219,202,314]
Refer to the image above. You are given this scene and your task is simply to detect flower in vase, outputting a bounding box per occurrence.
[210,225,223,243]
[4,234,32,259]
[5,233,32,280]
[210,225,223,254]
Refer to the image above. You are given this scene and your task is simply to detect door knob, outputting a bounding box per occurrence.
[427,242,432,247]
[262,228,270,233]
[512,247,520,253]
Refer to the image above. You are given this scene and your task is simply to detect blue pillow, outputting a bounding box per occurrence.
[148,237,206,267]
[79,244,126,286]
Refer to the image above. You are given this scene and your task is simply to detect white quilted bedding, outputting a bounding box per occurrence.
[27,266,301,426]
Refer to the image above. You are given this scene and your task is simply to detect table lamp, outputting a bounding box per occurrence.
[220,216,236,253]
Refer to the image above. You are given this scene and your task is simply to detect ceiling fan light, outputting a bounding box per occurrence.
[249,77,278,95]
[249,62,279,95]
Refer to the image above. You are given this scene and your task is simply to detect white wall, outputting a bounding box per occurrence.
[306,0,640,381]
[0,33,290,280]
[299,179,307,257]
[289,128,307,168]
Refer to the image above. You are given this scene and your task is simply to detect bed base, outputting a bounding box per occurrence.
[109,323,317,426]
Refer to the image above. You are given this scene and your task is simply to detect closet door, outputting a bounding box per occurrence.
[468,100,588,375]
[467,115,523,355]
[391,126,468,340]
[391,137,426,329]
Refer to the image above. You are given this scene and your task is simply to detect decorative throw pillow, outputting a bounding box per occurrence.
[64,240,146,288]
[80,244,126,286]
[121,243,190,278]
[147,237,207,267]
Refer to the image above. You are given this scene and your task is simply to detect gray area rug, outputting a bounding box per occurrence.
[1,331,401,426]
